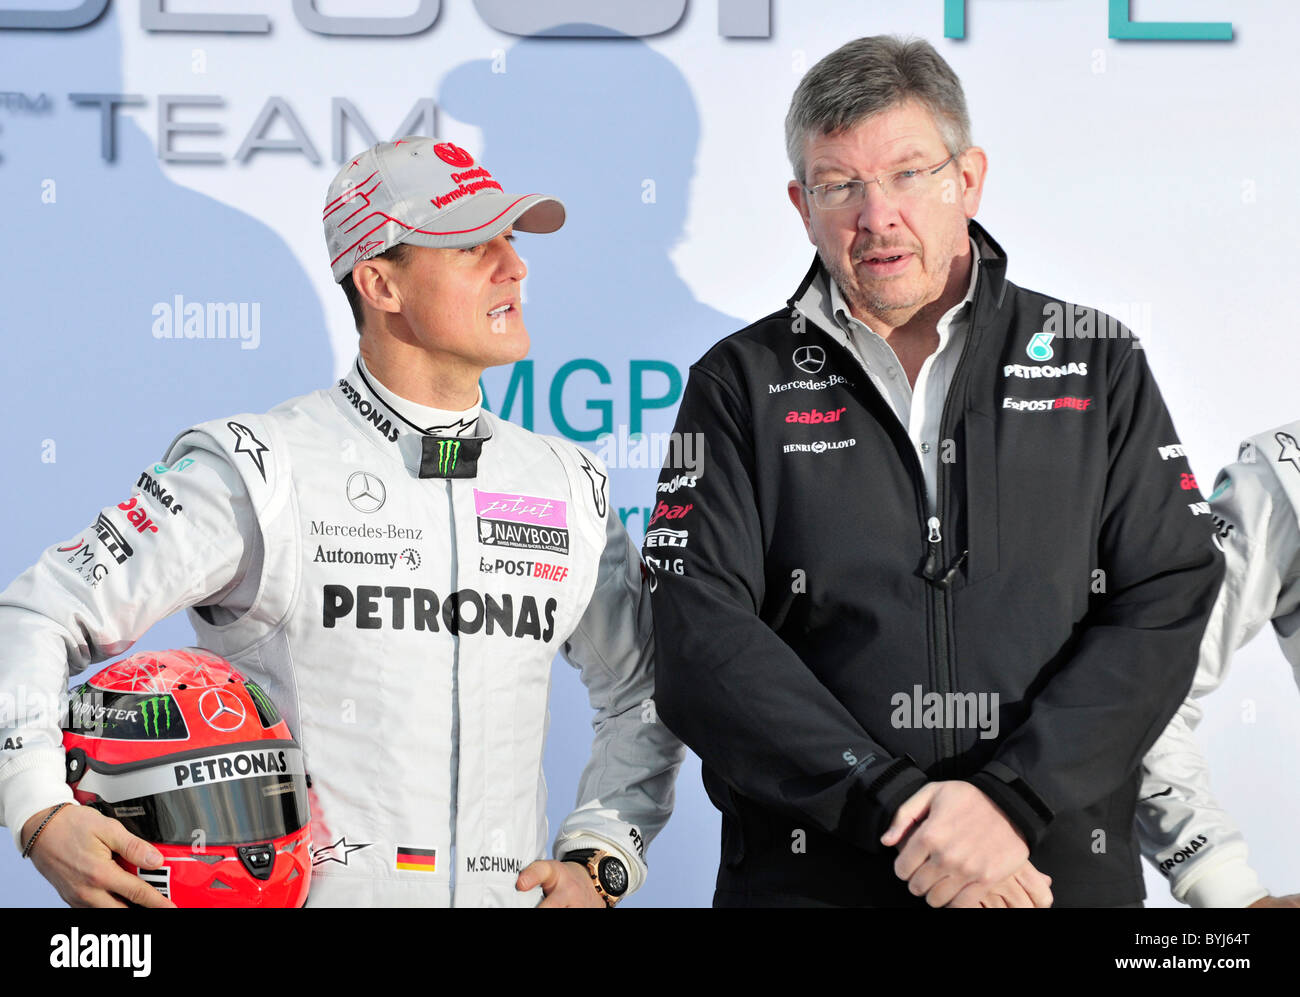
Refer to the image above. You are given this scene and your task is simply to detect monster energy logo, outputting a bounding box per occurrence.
[438,440,460,476]
[246,682,279,724]
[139,696,174,738]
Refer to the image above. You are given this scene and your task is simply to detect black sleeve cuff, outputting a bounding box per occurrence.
[839,755,930,852]
[969,761,1055,847]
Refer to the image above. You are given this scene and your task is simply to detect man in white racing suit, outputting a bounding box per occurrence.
[1138,422,1300,907]
[0,136,683,907]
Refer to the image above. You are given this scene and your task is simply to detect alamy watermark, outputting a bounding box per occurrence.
[592,426,703,476]
[1041,301,1152,348]
[152,295,261,350]
[890,685,999,740]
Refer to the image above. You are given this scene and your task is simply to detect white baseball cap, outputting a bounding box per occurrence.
[323,136,566,283]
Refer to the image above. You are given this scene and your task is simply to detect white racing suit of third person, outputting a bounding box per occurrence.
[0,358,683,906]
[1138,421,1300,906]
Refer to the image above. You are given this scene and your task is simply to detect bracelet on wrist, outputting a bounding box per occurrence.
[22,802,71,859]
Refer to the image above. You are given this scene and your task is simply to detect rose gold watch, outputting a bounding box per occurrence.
[562,848,628,907]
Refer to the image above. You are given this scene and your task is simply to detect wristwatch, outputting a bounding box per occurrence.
[562,848,629,907]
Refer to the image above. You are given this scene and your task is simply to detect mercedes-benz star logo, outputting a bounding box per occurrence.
[346,471,387,513]
[198,688,247,732]
[793,345,826,374]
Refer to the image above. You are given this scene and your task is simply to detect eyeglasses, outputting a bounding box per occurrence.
[803,155,957,210]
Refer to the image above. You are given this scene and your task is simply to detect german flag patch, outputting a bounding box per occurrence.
[395,846,437,872]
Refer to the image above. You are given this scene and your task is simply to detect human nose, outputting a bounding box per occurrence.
[495,237,527,282]
[854,176,901,231]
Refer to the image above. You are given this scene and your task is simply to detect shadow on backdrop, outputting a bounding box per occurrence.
[0,5,329,906]
[440,29,743,908]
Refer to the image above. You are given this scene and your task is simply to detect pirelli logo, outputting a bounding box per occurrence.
[92,513,134,565]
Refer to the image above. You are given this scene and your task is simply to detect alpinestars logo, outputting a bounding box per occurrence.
[436,440,460,476]
[312,836,372,867]
[578,452,609,517]
[228,422,270,481]
[427,416,476,437]
[1276,431,1300,474]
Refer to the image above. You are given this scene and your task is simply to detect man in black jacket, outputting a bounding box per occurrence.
[645,36,1224,908]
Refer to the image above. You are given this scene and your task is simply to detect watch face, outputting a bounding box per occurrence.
[598,856,628,897]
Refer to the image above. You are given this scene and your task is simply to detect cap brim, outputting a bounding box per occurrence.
[399,192,566,251]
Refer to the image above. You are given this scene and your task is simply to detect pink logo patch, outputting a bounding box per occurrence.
[473,490,567,528]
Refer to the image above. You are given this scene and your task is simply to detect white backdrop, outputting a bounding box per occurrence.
[2,0,1297,907]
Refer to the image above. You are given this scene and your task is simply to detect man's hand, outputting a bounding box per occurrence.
[959,861,1053,908]
[22,805,176,908]
[881,780,1029,908]
[516,859,606,908]
[1248,893,1300,908]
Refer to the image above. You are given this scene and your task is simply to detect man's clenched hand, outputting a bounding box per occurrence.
[881,780,1029,908]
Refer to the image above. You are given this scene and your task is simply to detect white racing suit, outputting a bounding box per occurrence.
[0,358,683,906]
[1137,421,1300,906]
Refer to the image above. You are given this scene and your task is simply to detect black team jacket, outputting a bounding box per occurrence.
[646,220,1224,907]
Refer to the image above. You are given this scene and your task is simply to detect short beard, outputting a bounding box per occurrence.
[822,253,923,318]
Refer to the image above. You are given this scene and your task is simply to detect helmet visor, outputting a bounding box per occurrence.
[77,743,309,847]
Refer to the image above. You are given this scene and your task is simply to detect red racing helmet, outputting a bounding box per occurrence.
[62,648,312,907]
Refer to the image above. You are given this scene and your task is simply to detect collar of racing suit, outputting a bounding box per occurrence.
[357,355,483,435]
[332,357,495,479]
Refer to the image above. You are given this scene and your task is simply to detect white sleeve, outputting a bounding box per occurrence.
[1136,455,1300,906]
[549,451,685,897]
[0,451,256,848]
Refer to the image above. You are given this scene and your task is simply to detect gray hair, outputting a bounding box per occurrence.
[785,35,972,183]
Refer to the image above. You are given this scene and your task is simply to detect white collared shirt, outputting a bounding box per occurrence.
[821,237,981,512]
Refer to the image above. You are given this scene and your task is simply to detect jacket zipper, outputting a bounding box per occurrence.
[792,257,984,776]
[925,264,983,777]
[792,300,960,775]
[445,477,460,900]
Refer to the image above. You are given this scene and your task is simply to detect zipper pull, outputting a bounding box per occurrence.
[936,550,969,590]
[923,517,943,579]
